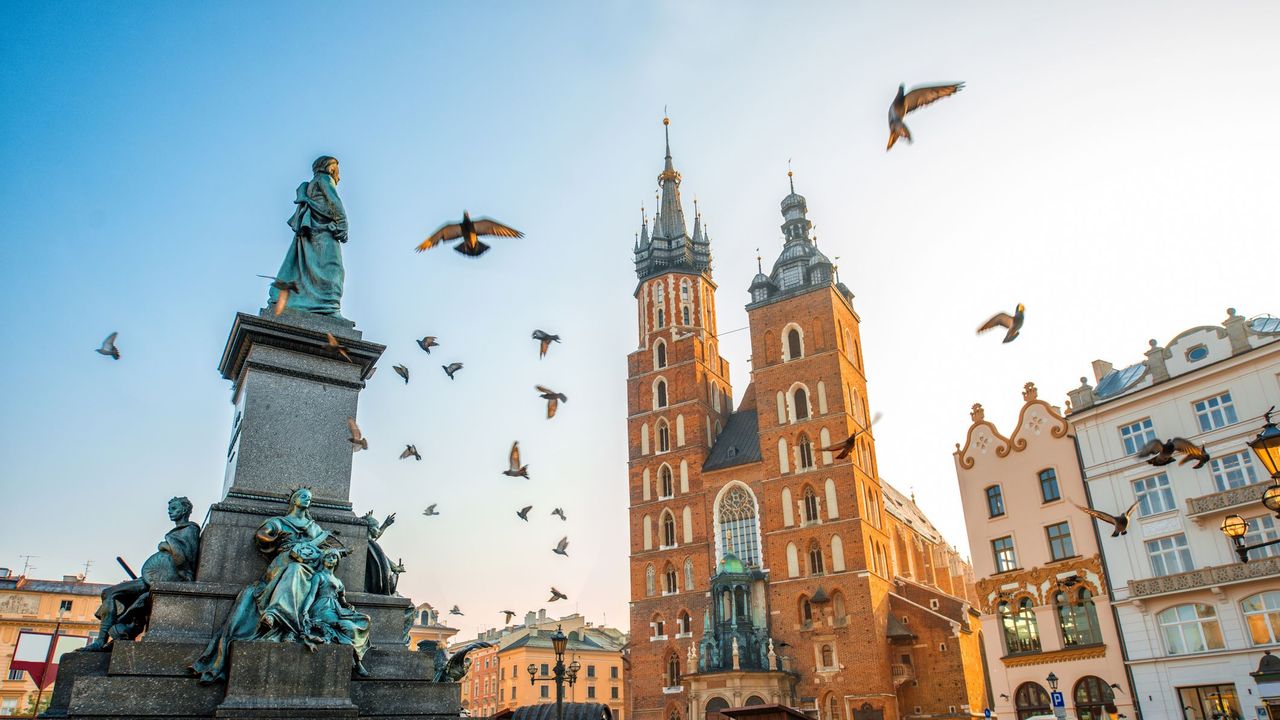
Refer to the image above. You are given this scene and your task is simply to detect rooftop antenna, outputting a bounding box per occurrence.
[833,256,841,284]
[18,555,37,578]
[81,559,94,580]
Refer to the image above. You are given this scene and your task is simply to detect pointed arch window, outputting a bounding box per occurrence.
[655,341,667,369]
[657,308,665,328]
[808,541,825,576]
[657,420,670,453]
[661,512,677,547]
[798,434,815,470]
[677,610,691,635]
[803,486,819,523]
[659,465,674,499]
[832,591,847,625]
[787,328,803,360]
[666,654,681,688]
[645,564,656,596]
[684,558,695,591]
[656,379,669,408]
[717,485,761,567]
[794,387,809,420]
[682,307,691,325]
[820,644,834,669]
[664,563,678,594]
[652,613,666,638]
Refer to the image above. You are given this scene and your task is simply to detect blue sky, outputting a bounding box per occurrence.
[3,1,1278,636]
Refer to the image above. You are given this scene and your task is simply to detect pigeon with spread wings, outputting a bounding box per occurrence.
[327,332,353,363]
[548,587,568,602]
[887,81,965,151]
[537,385,568,419]
[503,442,529,478]
[977,304,1025,343]
[258,275,300,317]
[1137,438,1177,466]
[347,417,368,451]
[393,364,410,384]
[501,610,516,624]
[442,362,463,380]
[1172,437,1212,469]
[422,504,440,517]
[400,444,421,461]
[553,537,569,556]
[532,330,561,359]
[822,412,884,459]
[1072,500,1140,537]
[417,336,439,354]
[96,332,121,360]
[516,505,532,521]
[416,211,524,258]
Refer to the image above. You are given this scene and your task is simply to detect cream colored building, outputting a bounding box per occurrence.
[955,383,1133,720]
[1066,309,1280,720]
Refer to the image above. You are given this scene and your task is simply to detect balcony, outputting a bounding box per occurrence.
[1128,554,1280,598]
[1185,482,1272,522]
[891,663,915,687]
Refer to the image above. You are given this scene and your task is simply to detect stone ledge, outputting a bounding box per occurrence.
[1000,644,1107,667]
[1128,554,1280,597]
[67,675,224,716]
[1186,482,1270,519]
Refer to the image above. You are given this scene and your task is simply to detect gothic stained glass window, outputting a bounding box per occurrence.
[718,485,761,567]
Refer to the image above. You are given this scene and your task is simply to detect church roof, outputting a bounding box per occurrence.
[633,117,712,282]
[881,481,942,544]
[704,410,763,471]
[747,174,852,308]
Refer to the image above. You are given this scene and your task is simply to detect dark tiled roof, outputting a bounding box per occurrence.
[704,410,762,471]
[502,633,605,652]
[886,615,915,639]
[512,703,613,720]
[0,578,110,596]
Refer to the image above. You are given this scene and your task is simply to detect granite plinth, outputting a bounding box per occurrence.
[348,681,460,717]
[42,651,109,717]
[67,675,223,717]
[216,642,357,718]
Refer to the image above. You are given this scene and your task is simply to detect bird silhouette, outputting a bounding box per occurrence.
[551,508,567,521]
[393,364,410,384]
[1172,438,1212,468]
[548,587,567,602]
[977,304,1025,343]
[347,417,368,451]
[1138,438,1178,466]
[326,332,353,363]
[416,211,524,257]
[503,442,529,478]
[442,362,463,380]
[258,275,300,316]
[532,330,561,359]
[1072,500,1140,537]
[886,81,964,151]
[537,385,568,419]
[96,332,121,360]
[417,336,439,354]
[822,412,884,459]
[449,605,463,616]
[422,504,440,517]
[366,366,377,379]
[553,537,569,556]
[517,505,533,521]
[400,444,421,461]
[501,610,516,624]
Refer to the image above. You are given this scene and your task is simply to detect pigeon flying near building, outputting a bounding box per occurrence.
[1173,438,1211,468]
[422,504,439,517]
[503,442,529,478]
[977,304,1025,343]
[886,81,965,151]
[821,412,884,459]
[326,332,353,363]
[501,610,516,624]
[1072,500,1140,537]
[347,417,368,451]
[416,211,524,258]
[537,385,568,419]
[400,444,421,461]
[393,364,410,384]
[449,605,463,616]
[517,505,532,521]
[532,330,561,359]
[258,275,300,316]
[1138,438,1178,466]
[551,508,567,521]
[548,587,567,603]
[442,362,463,380]
[417,336,439,354]
[553,537,569,556]
[96,332,121,360]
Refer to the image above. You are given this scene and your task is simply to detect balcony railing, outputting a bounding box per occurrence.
[1185,482,1271,519]
[891,663,915,687]
[1128,554,1280,597]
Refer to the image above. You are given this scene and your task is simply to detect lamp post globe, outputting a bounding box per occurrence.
[551,626,568,658]
[1221,514,1249,539]
[1263,483,1280,516]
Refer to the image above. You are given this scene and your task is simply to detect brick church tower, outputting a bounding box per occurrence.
[627,125,987,720]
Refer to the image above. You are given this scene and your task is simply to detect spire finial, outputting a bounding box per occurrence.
[694,195,699,217]
[787,158,795,194]
[663,106,671,159]
[756,248,763,274]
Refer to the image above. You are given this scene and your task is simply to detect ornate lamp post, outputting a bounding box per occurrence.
[1219,407,1280,562]
[528,626,579,720]
[1046,672,1059,691]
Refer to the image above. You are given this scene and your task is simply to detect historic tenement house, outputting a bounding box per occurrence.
[626,119,988,720]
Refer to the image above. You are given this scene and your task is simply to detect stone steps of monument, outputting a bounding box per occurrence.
[349,681,460,717]
[68,675,223,717]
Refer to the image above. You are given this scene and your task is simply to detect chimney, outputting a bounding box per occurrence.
[1091,360,1114,383]
[63,574,82,583]
[525,611,537,627]
[538,609,547,622]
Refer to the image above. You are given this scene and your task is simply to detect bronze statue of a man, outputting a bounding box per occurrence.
[268,155,349,318]
[85,497,201,650]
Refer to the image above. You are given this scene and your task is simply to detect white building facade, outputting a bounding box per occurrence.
[1066,308,1280,720]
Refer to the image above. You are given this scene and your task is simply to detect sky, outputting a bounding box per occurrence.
[2,1,1278,639]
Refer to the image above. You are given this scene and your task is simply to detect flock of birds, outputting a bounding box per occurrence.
[1070,437,1212,537]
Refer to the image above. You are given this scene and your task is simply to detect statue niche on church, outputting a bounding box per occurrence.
[84,497,200,651]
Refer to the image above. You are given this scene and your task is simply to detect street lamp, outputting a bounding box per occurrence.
[1220,408,1280,562]
[1046,672,1059,691]
[1248,407,1280,480]
[529,626,578,720]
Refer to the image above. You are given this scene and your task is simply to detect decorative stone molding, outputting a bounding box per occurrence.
[1001,644,1107,668]
[957,383,1069,467]
[1185,482,1270,520]
[1128,555,1280,598]
[974,555,1105,613]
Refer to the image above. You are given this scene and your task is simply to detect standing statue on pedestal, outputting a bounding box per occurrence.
[303,548,371,676]
[269,156,348,318]
[85,497,200,651]
[362,511,398,595]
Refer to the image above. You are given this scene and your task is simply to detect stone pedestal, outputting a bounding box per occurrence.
[48,310,461,719]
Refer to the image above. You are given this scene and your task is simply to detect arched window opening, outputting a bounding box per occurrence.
[717,485,761,567]
[706,698,730,720]
[794,387,809,420]
[999,598,1041,654]
[657,420,671,453]
[660,465,674,498]
[808,541,825,576]
[684,558,695,592]
[655,341,667,369]
[787,328,803,360]
[803,486,820,523]
[820,644,834,669]
[746,697,766,708]
[666,654,681,687]
[1157,603,1224,655]
[651,614,665,638]
[680,281,690,302]
[798,434,815,470]
[677,610,691,635]
[734,587,748,618]
[1243,590,1280,645]
[786,542,799,577]
[825,695,839,720]
[1057,588,1102,647]
[800,596,813,628]
[1072,676,1115,720]
[682,307,691,325]
[661,512,677,548]
[664,564,678,594]
[645,564,656,596]
[656,379,668,408]
[657,308,665,328]
[832,591,847,625]
[1014,683,1051,719]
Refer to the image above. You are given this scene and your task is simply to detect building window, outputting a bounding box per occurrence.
[541,685,550,699]
[8,669,25,681]
[656,342,667,369]
[1072,676,1116,720]
[59,599,73,613]
[664,565,678,594]
[787,328,803,360]
[1178,685,1242,720]
[1209,450,1260,491]
[992,536,1017,573]
[1045,522,1075,561]
[718,485,761,567]
[587,686,597,699]
[657,308,665,328]
[801,597,813,628]
[652,618,665,638]
[1241,515,1280,559]
[803,486,820,523]
[820,644,834,669]
[1038,468,1060,503]
[1186,344,1210,362]
[1193,391,1239,432]
[685,557,695,590]
[656,380,668,408]
[1242,590,1280,645]
[794,387,809,420]
[611,666,618,679]
[677,610,691,635]
[666,655,681,687]
[1146,534,1193,576]
[645,564,656,596]
[682,307,691,325]
[808,542,825,576]
[1056,588,1102,647]
[659,465,674,498]
[999,598,1041,655]
[1132,473,1176,516]
[662,513,677,547]
[986,485,1005,517]
[541,663,549,676]
[611,687,619,699]
[1119,418,1157,456]
[1158,603,1224,655]
[657,421,670,453]
[798,435,815,470]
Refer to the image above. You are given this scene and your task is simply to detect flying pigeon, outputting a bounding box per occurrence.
[532,330,561,359]
[553,537,569,556]
[1173,438,1212,469]
[326,332,353,363]
[822,412,884,459]
[366,366,377,379]
[537,385,568,419]
[449,605,463,616]
[95,332,121,360]
[258,274,300,317]
[977,304,1025,343]
[501,610,516,624]
[393,364,410,384]
[416,211,524,257]
[417,336,439,354]
[551,508,567,521]
[503,442,529,478]
[886,81,965,151]
[1072,500,1140,537]
[1137,439,1177,466]
[347,417,368,451]
[442,362,463,380]
[422,504,439,516]
[548,587,567,603]
[400,444,421,461]
[517,505,533,521]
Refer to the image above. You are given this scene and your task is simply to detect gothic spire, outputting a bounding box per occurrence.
[655,115,688,240]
